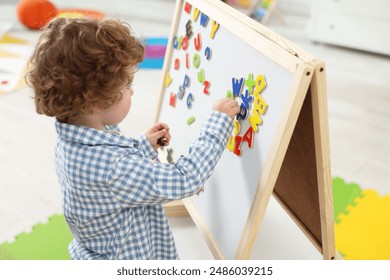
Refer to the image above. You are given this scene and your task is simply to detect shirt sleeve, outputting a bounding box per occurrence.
[137,133,158,159]
[107,111,233,207]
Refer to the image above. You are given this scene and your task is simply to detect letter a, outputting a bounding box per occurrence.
[243,127,254,148]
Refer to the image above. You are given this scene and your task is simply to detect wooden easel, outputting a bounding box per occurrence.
[161,0,335,260]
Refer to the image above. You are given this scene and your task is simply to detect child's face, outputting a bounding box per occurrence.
[100,85,134,126]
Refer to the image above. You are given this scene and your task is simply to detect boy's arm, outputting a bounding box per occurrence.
[107,111,233,207]
[136,133,158,159]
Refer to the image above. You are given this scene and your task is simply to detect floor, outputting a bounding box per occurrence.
[0,0,389,259]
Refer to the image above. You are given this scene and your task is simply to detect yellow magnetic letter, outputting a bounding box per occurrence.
[210,20,220,39]
[253,92,268,114]
[233,120,241,135]
[193,8,200,22]
[226,135,235,152]
[254,74,267,96]
[249,110,263,132]
[165,72,172,88]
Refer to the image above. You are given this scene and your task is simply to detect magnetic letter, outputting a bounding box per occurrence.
[176,36,183,50]
[226,90,234,99]
[241,90,253,110]
[194,33,202,51]
[243,127,254,148]
[234,135,243,156]
[254,74,267,96]
[169,92,177,107]
[187,116,195,125]
[204,47,212,60]
[183,75,190,88]
[203,80,210,94]
[233,120,241,135]
[181,36,189,50]
[185,20,193,39]
[193,53,201,68]
[210,20,220,39]
[173,36,179,49]
[198,69,205,84]
[253,93,268,114]
[165,72,172,87]
[174,58,180,70]
[186,93,193,109]
[236,104,248,121]
[226,135,235,152]
[193,8,200,22]
[200,13,209,27]
[249,110,262,132]
[177,85,185,100]
[245,73,255,94]
[184,2,192,14]
[232,78,245,97]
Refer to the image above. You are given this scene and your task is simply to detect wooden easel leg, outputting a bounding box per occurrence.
[310,64,336,260]
[273,88,324,252]
[164,200,189,217]
[273,64,335,260]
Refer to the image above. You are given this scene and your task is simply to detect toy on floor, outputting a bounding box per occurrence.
[139,37,168,69]
[17,0,57,30]
[16,0,105,30]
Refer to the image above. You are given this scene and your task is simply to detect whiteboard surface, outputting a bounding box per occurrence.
[158,1,295,259]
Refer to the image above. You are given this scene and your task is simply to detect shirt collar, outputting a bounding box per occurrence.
[55,121,135,148]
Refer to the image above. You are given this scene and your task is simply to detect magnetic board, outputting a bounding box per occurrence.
[155,0,334,259]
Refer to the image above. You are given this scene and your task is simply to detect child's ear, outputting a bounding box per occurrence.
[92,104,105,113]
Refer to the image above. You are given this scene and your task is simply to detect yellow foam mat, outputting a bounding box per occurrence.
[335,190,390,259]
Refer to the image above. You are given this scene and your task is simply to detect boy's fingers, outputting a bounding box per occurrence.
[157,129,171,143]
[150,123,162,132]
[156,123,169,131]
[229,99,238,106]
[156,129,167,138]
[156,129,168,146]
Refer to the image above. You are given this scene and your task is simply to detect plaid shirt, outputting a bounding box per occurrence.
[54,111,233,259]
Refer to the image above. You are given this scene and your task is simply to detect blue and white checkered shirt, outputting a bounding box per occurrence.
[54,111,233,259]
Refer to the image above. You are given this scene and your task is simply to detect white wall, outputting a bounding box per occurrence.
[277,0,311,15]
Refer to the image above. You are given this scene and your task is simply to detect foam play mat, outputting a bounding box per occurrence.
[0,177,388,259]
[139,37,168,69]
[0,214,72,260]
[333,177,390,260]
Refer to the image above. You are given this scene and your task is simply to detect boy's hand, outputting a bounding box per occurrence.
[212,98,240,120]
[146,123,171,150]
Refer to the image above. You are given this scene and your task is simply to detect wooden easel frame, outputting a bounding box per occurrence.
[158,0,335,260]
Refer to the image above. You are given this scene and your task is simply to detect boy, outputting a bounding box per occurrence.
[27,18,239,259]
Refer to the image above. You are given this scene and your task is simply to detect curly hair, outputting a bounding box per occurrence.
[26,18,144,123]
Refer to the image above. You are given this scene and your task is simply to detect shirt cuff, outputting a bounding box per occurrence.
[201,111,233,145]
[138,134,158,159]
